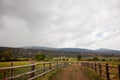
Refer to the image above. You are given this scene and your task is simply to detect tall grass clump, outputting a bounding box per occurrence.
[83,67,103,80]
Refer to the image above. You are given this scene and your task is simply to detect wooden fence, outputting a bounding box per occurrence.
[81,62,120,80]
[0,61,70,80]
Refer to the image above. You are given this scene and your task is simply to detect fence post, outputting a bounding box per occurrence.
[63,62,65,67]
[61,61,63,68]
[10,63,13,80]
[99,63,102,76]
[63,61,65,67]
[59,61,61,68]
[90,63,92,69]
[43,62,45,72]
[105,63,110,80]
[3,71,6,80]
[91,63,93,69]
[54,62,55,69]
[95,62,97,72]
[42,62,46,78]
[49,61,51,70]
[118,65,120,80]
[88,63,90,68]
[57,60,59,68]
[31,61,35,79]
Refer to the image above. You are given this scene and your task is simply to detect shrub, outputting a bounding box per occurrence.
[34,53,46,61]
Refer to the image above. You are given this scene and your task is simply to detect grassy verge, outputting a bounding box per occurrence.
[83,67,103,80]
[38,69,61,80]
[47,69,61,80]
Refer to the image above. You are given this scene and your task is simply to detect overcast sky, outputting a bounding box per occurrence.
[0,0,120,50]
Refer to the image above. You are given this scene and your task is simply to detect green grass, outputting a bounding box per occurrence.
[108,62,120,66]
[0,61,31,79]
[0,61,45,80]
[0,61,31,67]
[0,61,59,80]
[38,69,61,80]
[47,69,60,80]
[83,67,103,80]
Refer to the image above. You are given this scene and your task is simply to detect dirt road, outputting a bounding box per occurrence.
[52,64,89,80]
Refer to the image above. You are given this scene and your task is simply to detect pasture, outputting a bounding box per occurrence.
[0,60,120,80]
[0,61,69,80]
[0,61,31,68]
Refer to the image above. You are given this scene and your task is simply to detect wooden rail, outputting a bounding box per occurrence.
[81,62,120,80]
[0,61,70,80]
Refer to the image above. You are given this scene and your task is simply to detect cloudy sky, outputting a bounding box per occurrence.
[0,0,120,50]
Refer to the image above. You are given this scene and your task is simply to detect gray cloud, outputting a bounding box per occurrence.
[0,0,120,50]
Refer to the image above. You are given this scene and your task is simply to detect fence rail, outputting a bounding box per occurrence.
[0,61,70,80]
[81,62,120,80]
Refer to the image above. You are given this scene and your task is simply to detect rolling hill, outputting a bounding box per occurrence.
[0,46,120,58]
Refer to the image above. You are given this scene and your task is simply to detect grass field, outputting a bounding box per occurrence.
[0,61,31,67]
[0,60,120,80]
[83,67,103,80]
[0,61,49,80]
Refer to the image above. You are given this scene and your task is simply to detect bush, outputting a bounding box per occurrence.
[92,57,99,61]
[34,53,46,61]
[77,55,82,61]
[101,59,106,61]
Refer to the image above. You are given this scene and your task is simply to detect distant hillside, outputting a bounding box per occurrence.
[95,48,120,54]
[23,46,93,52]
[23,46,57,50]
[58,48,93,52]
[23,46,120,53]
[0,46,120,58]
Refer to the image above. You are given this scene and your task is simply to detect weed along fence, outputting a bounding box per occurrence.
[0,61,70,80]
[81,62,120,80]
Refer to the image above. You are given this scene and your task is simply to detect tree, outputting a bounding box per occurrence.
[0,50,12,61]
[0,54,2,61]
[92,56,99,61]
[77,55,82,61]
[0,50,4,61]
[45,56,53,61]
[4,50,12,61]
[34,53,46,61]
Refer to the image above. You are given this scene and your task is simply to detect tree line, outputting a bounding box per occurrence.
[0,50,13,61]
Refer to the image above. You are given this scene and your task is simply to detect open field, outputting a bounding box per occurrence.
[0,61,53,79]
[0,60,120,80]
[0,61,31,68]
[81,61,120,80]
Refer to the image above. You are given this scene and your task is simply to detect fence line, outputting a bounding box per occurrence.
[81,62,120,80]
[0,61,70,80]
